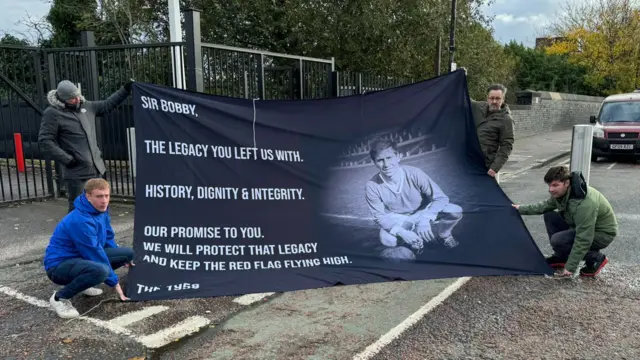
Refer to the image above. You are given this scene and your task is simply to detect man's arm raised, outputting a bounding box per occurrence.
[86,80,133,117]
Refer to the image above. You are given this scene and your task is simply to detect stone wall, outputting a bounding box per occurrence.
[508,90,605,139]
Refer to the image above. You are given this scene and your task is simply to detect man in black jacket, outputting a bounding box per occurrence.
[38,79,133,212]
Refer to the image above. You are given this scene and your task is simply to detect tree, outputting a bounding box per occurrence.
[46,0,101,47]
[544,0,640,95]
[503,41,595,96]
[188,0,515,99]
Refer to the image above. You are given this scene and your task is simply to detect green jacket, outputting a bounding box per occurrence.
[471,101,515,172]
[518,185,618,272]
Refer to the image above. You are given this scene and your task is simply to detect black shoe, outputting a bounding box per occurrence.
[580,255,609,277]
[545,255,566,268]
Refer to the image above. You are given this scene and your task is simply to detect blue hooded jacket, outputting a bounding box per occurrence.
[43,192,120,287]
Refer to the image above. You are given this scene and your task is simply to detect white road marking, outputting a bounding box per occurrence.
[81,316,135,337]
[108,305,169,327]
[0,286,135,337]
[506,154,533,162]
[617,213,640,221]
[607,162,617,169]
[136,316,211,349]
[352,277,471,360]
[0,285,209,349]
[0,286,50,308]
[559,158,571,165]
[233,292,275,305]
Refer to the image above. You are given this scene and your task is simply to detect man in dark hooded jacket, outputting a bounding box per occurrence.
[469,84,515,182]
[38,79,133,212]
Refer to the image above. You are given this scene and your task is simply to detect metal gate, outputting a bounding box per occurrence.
[0,46,55,205]
[1,27,411,205]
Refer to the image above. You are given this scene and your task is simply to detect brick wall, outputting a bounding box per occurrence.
[508,91,605,139]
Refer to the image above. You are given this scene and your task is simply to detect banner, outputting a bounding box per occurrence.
[125,70,553,301]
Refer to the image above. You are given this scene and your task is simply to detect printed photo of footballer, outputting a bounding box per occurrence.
[321,124,471,263]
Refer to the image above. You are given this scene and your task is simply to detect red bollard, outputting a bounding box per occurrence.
[14,133,25,173]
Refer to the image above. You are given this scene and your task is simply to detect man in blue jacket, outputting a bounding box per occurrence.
[44,178,134,319]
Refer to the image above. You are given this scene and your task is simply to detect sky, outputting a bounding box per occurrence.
[2,0,570,48]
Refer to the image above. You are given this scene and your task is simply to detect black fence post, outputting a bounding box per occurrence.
[185,9,204,93]
[33,50,55,197]
[435,36,442,76]
[329,71,339,97]
[45,51,64,197]
[257,54,265,99]
[292,62,301,100]
[80,31,104,178]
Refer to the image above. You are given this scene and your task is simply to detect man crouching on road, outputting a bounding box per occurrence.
[44,178,134,319]
[512,166,617,277]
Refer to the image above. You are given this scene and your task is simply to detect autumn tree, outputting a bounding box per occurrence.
[504,41,595,95]
[544,0,640,95]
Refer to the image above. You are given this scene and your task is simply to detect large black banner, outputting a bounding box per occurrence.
[125,70,553,301]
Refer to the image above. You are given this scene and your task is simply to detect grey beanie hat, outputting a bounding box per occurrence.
[56,80,82,101]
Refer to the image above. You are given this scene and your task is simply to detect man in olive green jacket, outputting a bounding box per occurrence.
[512,166,617,277]
[470,84,515,181]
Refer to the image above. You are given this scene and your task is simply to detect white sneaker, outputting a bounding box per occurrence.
[81,287,103,296]
[49,292,80,319]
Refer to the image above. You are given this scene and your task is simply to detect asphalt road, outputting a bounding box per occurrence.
[369,157,640,360]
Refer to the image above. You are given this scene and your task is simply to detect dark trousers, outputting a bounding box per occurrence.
[543,211,606,265]
[66,177,96,213]
[46,247,134,299]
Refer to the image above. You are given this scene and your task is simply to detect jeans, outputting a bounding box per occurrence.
[543,211,607,265]
[46,247,134,299]
[66,178,92,213]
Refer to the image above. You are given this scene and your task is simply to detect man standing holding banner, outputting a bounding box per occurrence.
[461,68,515,182]
[469,83,515,183]
[512,166,618,277]
[38,79,134,212]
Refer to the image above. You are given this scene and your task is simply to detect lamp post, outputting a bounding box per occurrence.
[448,0,457,72]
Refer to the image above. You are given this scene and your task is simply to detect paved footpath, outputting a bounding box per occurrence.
[0,128,600,360]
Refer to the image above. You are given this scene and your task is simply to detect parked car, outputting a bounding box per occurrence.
[590,91,640,161]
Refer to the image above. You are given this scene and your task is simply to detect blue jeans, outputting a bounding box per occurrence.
[46,247,134,299]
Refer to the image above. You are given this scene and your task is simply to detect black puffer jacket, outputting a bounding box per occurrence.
[38,86,130,180]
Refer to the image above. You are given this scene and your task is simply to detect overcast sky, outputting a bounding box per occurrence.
[3,0,568,47]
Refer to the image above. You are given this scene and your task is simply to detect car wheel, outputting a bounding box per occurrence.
[591,155,599,162]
